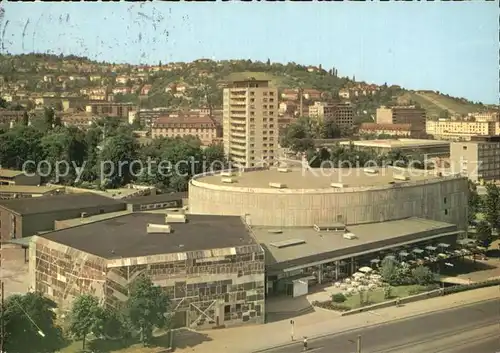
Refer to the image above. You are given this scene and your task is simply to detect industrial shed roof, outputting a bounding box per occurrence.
[40,213,258,259]
[253,217,460,272]
[0,192,125,215]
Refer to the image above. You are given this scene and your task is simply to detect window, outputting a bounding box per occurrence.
[463,146,467,150]
[444,209,448,215]
[443,197,447,204]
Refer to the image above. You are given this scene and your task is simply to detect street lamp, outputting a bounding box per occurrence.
[348,335,362,353]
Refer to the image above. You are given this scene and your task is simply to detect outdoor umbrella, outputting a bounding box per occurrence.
[425,245,437,251]
[358,266,372,273]
[352,272,365,278]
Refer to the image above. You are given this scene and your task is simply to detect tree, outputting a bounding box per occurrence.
[3,292,65,353]
[475,220,494,248]
[68,294,101,350]
[98,130,140,187]
[126,275,171,346]
[379,257,400,285]
[467,180,480,225]
[439,110,450,119]
[43,106,55,130]
[484,184,500,230]
[22,111,29,126]
[410,266,434,285]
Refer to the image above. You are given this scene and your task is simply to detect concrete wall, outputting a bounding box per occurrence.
[189,174,468,229]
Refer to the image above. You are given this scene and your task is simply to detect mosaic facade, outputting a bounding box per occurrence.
[30,237,266,329]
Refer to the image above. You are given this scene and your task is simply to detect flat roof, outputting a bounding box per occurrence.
[0,193,126,215]
[252,217,459,271]
[0,185,64,194]
[197,167,439,189]
[56,210,133,229]
[126,192,187,205]
[0,168,25,178]
[40,213,257,259]
[340,139,450,149]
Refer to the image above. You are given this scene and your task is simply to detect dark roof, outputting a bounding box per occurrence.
[0,193,125,215]
[40,213,257,259]
[125,192,187,206]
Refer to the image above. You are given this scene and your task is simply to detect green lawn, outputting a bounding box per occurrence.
[341,285,432,310]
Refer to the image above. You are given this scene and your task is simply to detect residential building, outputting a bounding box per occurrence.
[0,169,41,186]
[61,97,86,112]
[85,102,136,119]
[223,79,279,167]
[0,185,65,200]
[34,96,62,108]
[332,102,354,128]
[152,115,218,146]
[0,110,24,126]
[60,113,98,130]
[449,136,500,183]
[426,120,499,141]
[468,111,499,122]
[0,193,126,240]
[308,101,335,122]
[29,213,265,328]
[339,139,450,159]
[280,89,299,101]
[302,89,322,101]
[359,123,417,138]
[134,108,171,128]
[376,106,427,132]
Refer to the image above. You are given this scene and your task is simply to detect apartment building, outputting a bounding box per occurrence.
[426,120,499,141]
[85,102,136,120]
[60,113,98,130]
[376,106,426,132]
[308,101,354,128]
[151,115,218,146]
[450,136,500,183]
[467,111,499,122]
[223,80,278,168]
[359,123,417,137]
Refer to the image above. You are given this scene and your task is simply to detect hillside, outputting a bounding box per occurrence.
[399,91,486,119]
[0,54,493,121]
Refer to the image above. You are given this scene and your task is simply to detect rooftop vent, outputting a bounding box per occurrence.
[80,212,88,218]
[393,175,410,181]
[343,232,357,240]
[268,229,283,234]
[270,239,306,249]
[269,182,287,189]
[147,223,172,234]
[277,168,290,173]
[165,213,187,223]
[364,168,378,174]
[221,171,233,177]
[313,223,346,232]
[330,183,346,188]
[222,177,235,184]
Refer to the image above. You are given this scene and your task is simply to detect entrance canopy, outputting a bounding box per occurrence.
[2,236,33,248]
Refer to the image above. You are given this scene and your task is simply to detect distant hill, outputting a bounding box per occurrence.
[0,53,494,118]
[399,91,486,119]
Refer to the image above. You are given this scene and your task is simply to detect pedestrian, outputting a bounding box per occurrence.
[303,336,308,351]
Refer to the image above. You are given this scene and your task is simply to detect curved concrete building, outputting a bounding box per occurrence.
[188,167,468,229]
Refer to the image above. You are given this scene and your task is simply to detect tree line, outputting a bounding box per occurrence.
[468,182,500,248]
[1,275,171,353]
[0,108,226,192]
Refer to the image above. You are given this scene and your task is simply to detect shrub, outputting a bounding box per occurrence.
[410,266,434,285]
[383,285,393,299]
[313,301,351,312]
[331,293,347,303]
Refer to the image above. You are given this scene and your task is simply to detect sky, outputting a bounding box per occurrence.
[1,2,498,104]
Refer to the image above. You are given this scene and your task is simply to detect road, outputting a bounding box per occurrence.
[262,299,500,353]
